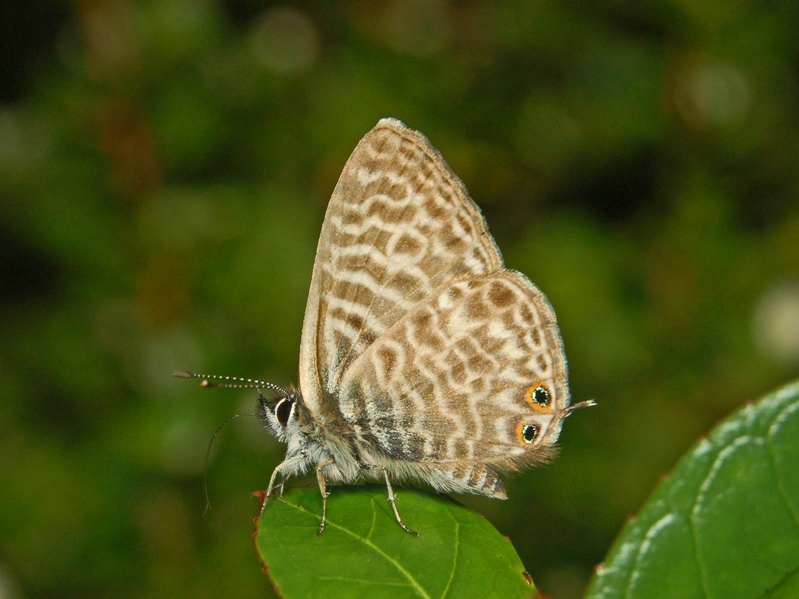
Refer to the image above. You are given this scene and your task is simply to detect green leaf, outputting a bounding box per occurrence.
[586,379,799,599]
[254,485,535,599]
[762,566,799,599]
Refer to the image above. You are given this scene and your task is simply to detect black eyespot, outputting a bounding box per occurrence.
[522,424,539,444]
[274,398,293,426]
[533,386,550,406]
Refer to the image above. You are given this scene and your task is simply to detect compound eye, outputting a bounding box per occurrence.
[274,398,293,426]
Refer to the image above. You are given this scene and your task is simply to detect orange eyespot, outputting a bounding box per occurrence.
[525,383,551,410]
[518,423,540,445]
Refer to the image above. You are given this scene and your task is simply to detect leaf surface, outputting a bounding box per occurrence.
[255,485,534,599]
[586,380,799,599]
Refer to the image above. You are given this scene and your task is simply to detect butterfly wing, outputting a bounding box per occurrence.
[299,119,504,417]
[337,270,571,497]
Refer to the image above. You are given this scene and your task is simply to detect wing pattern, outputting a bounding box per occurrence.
[295,118,572,498]
[299,119,503,414]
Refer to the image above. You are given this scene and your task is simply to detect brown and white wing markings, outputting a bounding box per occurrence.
[337,271,570,497]
[299,119,503,416]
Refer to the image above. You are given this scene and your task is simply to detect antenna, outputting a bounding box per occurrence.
[173,370,288,396]
[173,370,289,513]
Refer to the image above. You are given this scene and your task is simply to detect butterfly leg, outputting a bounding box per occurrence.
[315,457,335,536]
[361,464,418,536]
[261,461,285,517]
[278,475,285,499]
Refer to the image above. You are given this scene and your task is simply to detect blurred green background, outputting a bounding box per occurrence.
[2,1,799,597]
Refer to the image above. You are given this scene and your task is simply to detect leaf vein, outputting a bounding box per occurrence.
[440,515,459,598]
[317,574,414,587]
[765,402,799,531]
[283,498,432,599]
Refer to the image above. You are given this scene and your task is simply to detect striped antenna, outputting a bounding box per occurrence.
[173,371,290,513]
[173,370,288,396]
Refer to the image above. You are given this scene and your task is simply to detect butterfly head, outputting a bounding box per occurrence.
[257,386,308,441]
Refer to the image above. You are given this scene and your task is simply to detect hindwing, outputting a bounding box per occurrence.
[337,271,570,472]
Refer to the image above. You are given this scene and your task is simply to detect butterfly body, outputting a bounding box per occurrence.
[257,389,361,486]
[246,118,593,533]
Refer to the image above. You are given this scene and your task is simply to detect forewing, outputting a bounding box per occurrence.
[298,119,503,416]
[338,271,571,468]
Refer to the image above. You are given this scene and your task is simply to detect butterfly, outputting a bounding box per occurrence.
[177,118,593,535]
